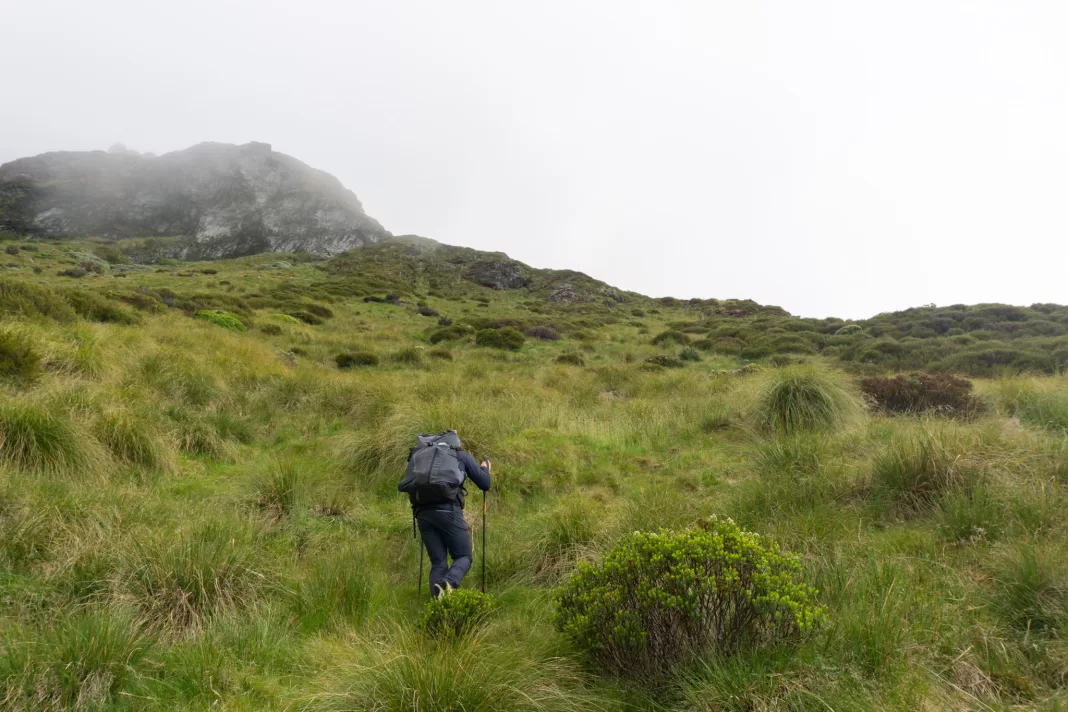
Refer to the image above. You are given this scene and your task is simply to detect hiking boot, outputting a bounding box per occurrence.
[432,583,446,599]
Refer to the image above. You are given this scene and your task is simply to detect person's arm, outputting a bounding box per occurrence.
[458,451,491,491]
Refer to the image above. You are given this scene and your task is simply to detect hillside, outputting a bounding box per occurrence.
[0,236,1067,711]
[0,142,390,258]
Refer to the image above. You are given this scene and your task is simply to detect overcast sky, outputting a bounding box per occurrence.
[2,1,1066,318]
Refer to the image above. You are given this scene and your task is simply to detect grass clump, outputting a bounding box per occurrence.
[293,546,372,631]
[335,351,379,368]
[0,279,77,322]
[93,410,175,474]
[289,310,323,325]
[755,364,864,434]
[872,428,966,511]
[525,326,560,341]
[0,402,100,476]
[252,460,308,519]
[0,329,42,385]
[679,346,702,362]
[427,348,453,360]
[128,524,263,629]
[59,288,140,324]
[997,380,1068,432]
[555,352,585,366]
[475,327,525,350]
[554,517,823,681]
[422,589,496,640]
[651,330,690,347]
[645,354,684,369]
[390,346,424,365]
[992,545,1068,634]
[194,309,247,331]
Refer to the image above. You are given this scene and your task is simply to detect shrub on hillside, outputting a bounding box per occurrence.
[756,365,864,434]
[554,517,824,681]
[0,330,42,384]
[418,305,439,317]
[289,310,323,325]
[427,348,453,361]
[0,279,77,322]
[57,267,89,278]
[390,347,424,364]
[437,316,453,327]
[4,245,18,256]
[336,352,379,369]
[860,373,983,416]
[524,326,560,341]
[304,303,334,319]
[475,327,525,351]
[195,309,247,331]
[651,330,690,347]
[428,324,474,344]
[60,288,140,324]
[422,589,496,640]
[679,347,702,362]
[645,355,685,369]
[836,324,863,336]
[260,323,283,336]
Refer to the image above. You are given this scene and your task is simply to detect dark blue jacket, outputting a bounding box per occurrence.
[457,451,492,492]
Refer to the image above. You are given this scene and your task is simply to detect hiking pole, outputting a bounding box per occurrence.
[414,514,424,598]
[481,489,487,593]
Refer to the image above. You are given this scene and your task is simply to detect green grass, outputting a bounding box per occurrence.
[0,237,1064,709]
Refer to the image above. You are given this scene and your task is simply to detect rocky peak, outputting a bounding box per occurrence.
[0,141,391,259]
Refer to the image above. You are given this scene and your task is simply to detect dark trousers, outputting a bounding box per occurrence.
[416,506,472,590]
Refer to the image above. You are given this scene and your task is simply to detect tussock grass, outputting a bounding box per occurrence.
[292,545,373,631]
[302,630,596,712]
[127,523,265,629]
[0,401,103,476]
[997,378,1068,432]
[92,409,176,474]
[252,460,309,519]
[872,427,971,511]
[755,365,865,434]
[993,544,1068,634]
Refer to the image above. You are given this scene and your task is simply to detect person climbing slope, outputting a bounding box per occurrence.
[398,430,491,598]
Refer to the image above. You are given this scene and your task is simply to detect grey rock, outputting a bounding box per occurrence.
[0,141,391,259]
[467,259,530,290]
[546,282,595,304]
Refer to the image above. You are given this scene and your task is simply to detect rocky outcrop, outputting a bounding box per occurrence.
[0,142,391,259]
[467,259,530,290]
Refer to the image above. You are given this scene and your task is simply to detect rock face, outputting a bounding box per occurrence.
[467,259,530,290]
[0,142,391,258]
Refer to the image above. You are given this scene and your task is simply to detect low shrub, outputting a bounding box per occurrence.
[304,303,334,319]
[556,352,585,366]
[679,347,702,362]
[554,517,823,681]
[418,306,440,317]
[0,279,77,322]
[755,365,864,434]
[437,316,453,327]
[651,330,690,347]
[427,348,453,361]
[524,326,560,341]
[195,309,247,331]
[260,323,283,336]
[836,324,863,336]
[422,589,496,640]
[289,311,323,325]
[645,355,684,369]
[428,324,474,344]
[475,327,526,351]
[336,352,379,368]
[57,267,89,278]
[4,245,18,256]
[60,288,140,324]
[0,329,42,384]
[860,373,982,416]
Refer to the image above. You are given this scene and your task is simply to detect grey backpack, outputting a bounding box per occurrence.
[398,430,467,508]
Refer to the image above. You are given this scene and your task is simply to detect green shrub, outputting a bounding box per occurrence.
[336,351,379,368]
[304,303,335,319]
[475,327,525,351]
[524,326,560,341]
[860,373,982,416]
[555,352,585,366]
[554,517,824,681]
[645,355,684,369]
[60,288,139,324]
[260,323,283,336]
[836,324,863,336]
[427,348,453,361]
[679,347,702,362]
[290,310,323,325]
[651,330,690,347]
[422,589,496,640]
[0,402,100,476]
[4,245,18,256]
[755,365,864,434]
[272,313,302,324]
[57,267,89,278]
[0,279,77,322]
[129,524,261,628]
[195,309,247,331]
[428,324,474,344]
[0,330,41,384]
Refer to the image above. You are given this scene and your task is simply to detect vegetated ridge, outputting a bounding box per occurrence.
[0,142,391,259]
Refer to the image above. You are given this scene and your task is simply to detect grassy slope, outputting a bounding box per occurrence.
[0,239,1066,710]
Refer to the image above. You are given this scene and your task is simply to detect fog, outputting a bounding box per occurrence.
[2,0,1066,318]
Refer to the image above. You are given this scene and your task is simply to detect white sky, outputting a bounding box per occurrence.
[2,1,1066,318]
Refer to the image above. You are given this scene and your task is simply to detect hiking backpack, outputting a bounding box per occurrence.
[398,430,467,508]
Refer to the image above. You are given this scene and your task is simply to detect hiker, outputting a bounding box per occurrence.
[398,430,491,598]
